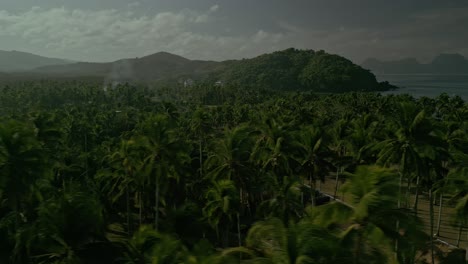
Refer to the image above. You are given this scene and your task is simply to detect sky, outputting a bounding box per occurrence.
[0,0,467,63]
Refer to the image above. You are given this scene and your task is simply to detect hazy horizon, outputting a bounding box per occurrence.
[0,0,467,63]
[3,48,468,66]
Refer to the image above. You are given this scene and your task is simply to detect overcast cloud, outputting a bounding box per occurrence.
[0,0,466,63]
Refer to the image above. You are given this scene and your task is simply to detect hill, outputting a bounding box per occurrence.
[209,49,394,92]
[0,50,72,72]
[33,52,222,82]
[8,49,395,92]
[362,54,468,74]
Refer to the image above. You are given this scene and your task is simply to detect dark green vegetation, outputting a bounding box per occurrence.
[0,80,466,264]
[2,49,395,92]
[205,49,393,92]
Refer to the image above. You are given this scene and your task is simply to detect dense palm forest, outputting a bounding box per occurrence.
[0,80,467,263]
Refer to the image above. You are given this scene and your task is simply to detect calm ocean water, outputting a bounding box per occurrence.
[377,74,468,101]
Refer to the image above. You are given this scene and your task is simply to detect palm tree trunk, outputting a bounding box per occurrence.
[223,221,230,248]
[301,178,305,208]
[240,187,243,205]
[413,176,420,214]
[84,133,88,178]
[155,172,160,231]
[334,167,340,198]
[466,233,468,262]
[199,139,203,178]
[237,213,242,260]
[395,171,403,254]
[457,224,463,247]
[14,196,20,230]
[405,175,411,208]
[310,174,316,206]
[398,172,403,209]
[126,188,131,237]
[237,213,241,246]
[429,189,435,264]
[436,193,443,236]
[139,191,143,226]
[354,232,363,264]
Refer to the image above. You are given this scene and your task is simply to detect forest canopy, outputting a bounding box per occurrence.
[0,80,466,263]
[208,49,396,92]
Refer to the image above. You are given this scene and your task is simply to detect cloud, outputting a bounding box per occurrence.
[0,6,286,61]
[0,5,466,63]
[274,6,468,62]
[209,4,220,12]
[128,2,141,8]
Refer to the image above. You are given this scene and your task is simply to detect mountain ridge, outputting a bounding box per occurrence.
[362,53,468,74]
[31,51,223,82]
[1,48,394,92]
[0,50,72,72]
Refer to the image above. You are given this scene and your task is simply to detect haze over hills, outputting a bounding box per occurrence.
[362,54,468,74]
[33,52,223,82]
[1,48,394,92]
[0,50,72,72]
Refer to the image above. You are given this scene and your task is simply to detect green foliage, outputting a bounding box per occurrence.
[299,51,380,92]
[0,80,465,263]
[209,48,392,93]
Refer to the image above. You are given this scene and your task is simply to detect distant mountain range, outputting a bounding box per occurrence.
[0,48,394,92]
[31,52,223,82]
[0,50,72,72]
[362,54,468,74]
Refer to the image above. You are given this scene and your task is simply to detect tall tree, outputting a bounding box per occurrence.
[98,139,144,234]
[205,125,255,213]
[0,120,48,227]
[314,166,425,264]
[375,102,447,213]
[295,125,333,206]
[203,179,240,248]
[137,114,189,230]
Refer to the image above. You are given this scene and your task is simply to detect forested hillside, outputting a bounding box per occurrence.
[0,81,466,263]
[211,49,394,92]
[9,49,396,93]
[33,52,221,82]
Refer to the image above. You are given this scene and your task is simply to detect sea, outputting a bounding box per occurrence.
[377,74,468,101]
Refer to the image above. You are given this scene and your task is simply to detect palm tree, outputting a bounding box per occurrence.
[205,125,255,214]
[202,179,240,247]
[118,225,187,264]
[251,117,297,182]
[295,125,333,206]
[314,166,425,264]
[0,120,48,227]
[98,139,143,234]
[329,117,353,199]
[442,168,468,247]
[136,114,189,230]
[185,239,228,264]
[223,217,345,263]
[190,108,212,179]
[346,113,383,165]
[15,183,107,264]
[257,175,304,224]
[374,102,447,213]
